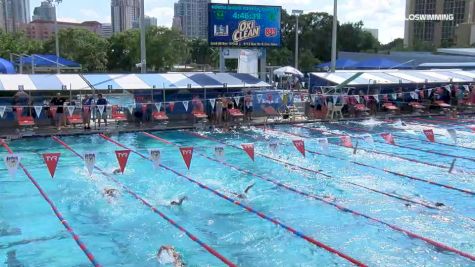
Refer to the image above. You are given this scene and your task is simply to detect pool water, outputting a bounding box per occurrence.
[1,117,474,266]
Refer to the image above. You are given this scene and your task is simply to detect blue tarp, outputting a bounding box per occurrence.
[353,58,412,69]
[317,59,358,69]
[18,54,80,68]
[0,58,15,74]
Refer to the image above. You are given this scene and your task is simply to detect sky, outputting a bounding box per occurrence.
[30,0,406,44]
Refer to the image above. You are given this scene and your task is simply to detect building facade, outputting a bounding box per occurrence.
[132,15,157,29]
[111,0,140,33]
[1,0,30,33]
[101,23,113,38]
[404,0,475,48]
[32,1,55,21]
[23,20,102,40]
[173,0,210,39]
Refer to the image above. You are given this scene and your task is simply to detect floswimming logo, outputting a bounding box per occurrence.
[233,20,260,43]
[265,28,277,37]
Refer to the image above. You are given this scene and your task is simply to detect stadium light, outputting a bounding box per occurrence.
[292,10,304,70]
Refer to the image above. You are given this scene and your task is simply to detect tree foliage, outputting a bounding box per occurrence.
[0,30,42,59]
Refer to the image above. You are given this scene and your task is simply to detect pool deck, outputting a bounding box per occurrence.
[1,111,474,139]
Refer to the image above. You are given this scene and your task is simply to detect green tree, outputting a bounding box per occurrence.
[188,38,218,67]
[43,28,108,72]
[107,29,140,72]
[146,27,189,71]
[0,30,42,59]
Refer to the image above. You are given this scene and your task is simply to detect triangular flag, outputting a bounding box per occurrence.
[354,95,360,103]
[241,143,255,161]
[84,152,96,176]
[149,149,161,169]
[209,99,216,109]
[292,140,305,157]
[214,146,225,160]
[463,85,470,92]
[141,103,148,113]
[340,136,353,148]
[444,85,451,93]
[256,94,263,103]
[115,150,131,174]
[234,96,241,105]
[127,104,135,114]
[469,126,475,132]
[332,95,338,104]
[381,133,395,145]
[391,93,397,100]
[447,129,457,144]
[179,147,193,169]
[67,106,75,116]
[310,94,316,102]
[423,129,435,142]
[0,106,5,118]
[269,142,278,153]
[42,153,60,178]
[279,92,284,100]
[4,154,21,177]
[288,92,294,102]
[155,102,162,112]
[34,106,43,118]
[182,101,189,112]
[168,102,175,112]
[410,92,418,100]
[317,138,329,150]
[427,88,432,96]
[97,105,105,116]
[15,107,23,118]
[362,134,374,146]
[50,106,58,118]
[373,95,380,103]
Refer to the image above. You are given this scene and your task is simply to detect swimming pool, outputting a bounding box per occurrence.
[1,116,474,266]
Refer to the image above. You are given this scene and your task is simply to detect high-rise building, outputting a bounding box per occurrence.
[132,15,157,29]
[111,0,140,33]
[101,23,113,38]
[23,20,102,40]
[173,0,210,39]
[404,0,475,48]
[0,0,5,31]
[1,0,30,33]
[32,1,55,21]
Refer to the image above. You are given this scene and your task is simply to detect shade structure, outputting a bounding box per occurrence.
[354,58,412,69]
[317,59,358,69]
[0,58,15,74]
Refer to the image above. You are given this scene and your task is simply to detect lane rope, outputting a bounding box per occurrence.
[0,140,102,267]
[51,136,237,267]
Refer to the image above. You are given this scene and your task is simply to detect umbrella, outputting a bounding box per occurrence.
[273,66,304,78]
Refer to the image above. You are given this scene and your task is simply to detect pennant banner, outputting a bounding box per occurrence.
[427,88,432,96]
[234,96,241,105]
[373,95,380,103]
[444,85,451,93]
[447,129,457,144]
[115,150,131,174]
[463,85,470,92]
[34,106,43,118]
[149,149,161,169]
[50,106,58,118]
[361,134,374,146]
[42,153,60,178]
[209,99,216,109]
[391,93,397,100]
[84,152,96,176]
[317,138,329,150]
[141,103,148,112]
[269,142,278,153]
[256,94,263,104]
[169,102,175,112]
[179,147,193,169]
[354,95,360,103]
[0,106,5,118]
[332,95,338,104]
[241,143,255,161]
[423,129,435,142]
[279,92,284,100]
[214,146,225,160]
[182,101,189,112]
[97,105,105,116]
[4,154,21,177]
[67,106,75,116]
[292,140,305,157]
[340,136,353,148]
[127,104,135,115]
[155,102,162,112]
[469,126,475,132]
[381,133,395,145]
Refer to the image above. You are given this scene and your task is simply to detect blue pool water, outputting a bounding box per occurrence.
[1,118,475,266]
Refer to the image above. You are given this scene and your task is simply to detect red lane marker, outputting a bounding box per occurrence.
[101,134,367,267]
[0,141,102,267]
[51,136,236,267]
[177,132,475,262]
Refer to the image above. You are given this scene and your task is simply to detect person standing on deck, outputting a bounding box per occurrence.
[96,94,108,128]
[50,93,66,131]
[244,91,253,122]
[82,95,93,130]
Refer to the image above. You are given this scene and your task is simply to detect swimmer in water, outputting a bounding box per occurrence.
[170,196,187,206]
[103,188,119,198]
[232,183,255,199]
[323,195,336,202]
[157,246,185,267]
[112,168,121,175]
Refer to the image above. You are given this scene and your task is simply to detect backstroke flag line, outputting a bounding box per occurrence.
[292,140,305,157]
[447,129,457,144]
[180,147,194,170]
[317,138,329,150]
[423,129,435,142]
[149,149,161,169]
[0,106,5,118]
[34,106,43,118]
[241,143,255,161]
[214,146,225,160]
[84,152,96,176]
[381,133,395,145]
[115,150,131,174]
[340,136,353,148]
[4,154,20,177]
[269,142,278,154]
[361,134,374,146]
[42,153,61,178]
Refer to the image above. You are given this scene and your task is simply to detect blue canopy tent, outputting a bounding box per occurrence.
[353,57,413,69]
[0,58,15,74]
[18,54,81,71]
[317,59,358,69]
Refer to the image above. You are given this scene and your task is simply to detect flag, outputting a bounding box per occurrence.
[179,147,193,169]
[209,99,216,109]
[50,106,58,118]
[97,105,105,116]
[141,103,148,113]
[182,101,189,112]
[0,106,5,118]
[168,102,175,112]
[67,106,75,116]
[4,154,21,177]
[373,95,380,103]
[115,150,131,174]
[84,152,96,176]
[354,95,360,103]
[317,138,329,150]
[127,104,135,114]
[256,94,263,103]
[340,136,352,148]
[423,129,435,142]
[234,96,241,105]
[381,133,395,145]
[214,146,225,160]
[269,142,278,153]
[241,143,255,161]
[362,134,374,146]
[447,129,457,144]
[292,140,305,157]
[149,149,161,169]
[42,153,60,178]
[391,93,397,100]
[463,85,470,92]
[427,88,432,96]
[332,95,338,104]
[444,85,451,93]
[34,106,43,118]
[155,102,162,112]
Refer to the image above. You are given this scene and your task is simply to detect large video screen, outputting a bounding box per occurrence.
[208,4,281,47]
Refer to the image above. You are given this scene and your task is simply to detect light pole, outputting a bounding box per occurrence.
[139,0,146,73]
[292,10,303,70]
[330,0,337,72]
[47,0,62,74]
